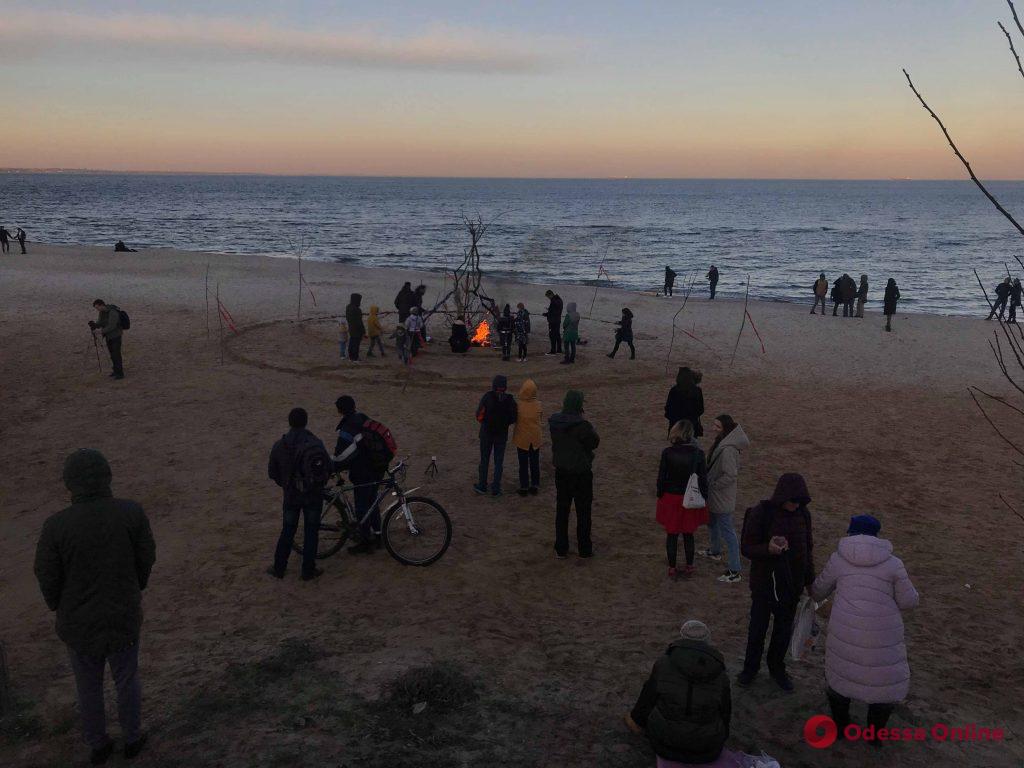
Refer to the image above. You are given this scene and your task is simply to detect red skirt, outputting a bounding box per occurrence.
[656,493,709,534]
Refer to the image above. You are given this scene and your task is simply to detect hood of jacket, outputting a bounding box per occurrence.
[519,379,538,401]
[716,425,750,454]
[562,389,584,415]
[349,293,362,306]
[548,411,586,433]
[565,302,579,320]
[769,473,811,506]
[665,639,726,683]
[838,534,893,567]
[63,449,113,502]
[369,305,379,317]
[492,374,508,392]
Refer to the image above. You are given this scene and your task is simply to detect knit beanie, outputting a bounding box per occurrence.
[847,514,881,537]
[679,620,710,642]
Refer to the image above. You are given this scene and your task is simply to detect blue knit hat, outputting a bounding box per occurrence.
[847,514,881,536]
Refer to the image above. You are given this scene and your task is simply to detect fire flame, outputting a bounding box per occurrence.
[471,320,490,345]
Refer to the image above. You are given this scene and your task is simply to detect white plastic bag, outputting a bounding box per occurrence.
[736,751,782,768]
[788,595,819,661]
[682,472,706,509]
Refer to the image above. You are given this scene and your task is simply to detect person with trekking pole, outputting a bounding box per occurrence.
[89,299,127,380]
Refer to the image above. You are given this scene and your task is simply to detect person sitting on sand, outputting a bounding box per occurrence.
[366,305,385,358]
[474,375,518,497]
[625,619,731,766]
[514,303,531,361]
[607,307,635,359]
[449,316,470,354]
[114,240,136,252]
[34,449,156,766]
[812,515,919,747]
[656,419,708,579]
[811,272,828,315]
[988,276,1012,321]
[883,278,901,332]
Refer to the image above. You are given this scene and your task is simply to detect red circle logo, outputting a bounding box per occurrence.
[804,715,838,749]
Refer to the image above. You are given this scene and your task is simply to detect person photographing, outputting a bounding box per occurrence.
[89,299,127,380]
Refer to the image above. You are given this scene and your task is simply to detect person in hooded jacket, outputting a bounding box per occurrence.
[543,290,564,354]
[664,266,677,297]
[561,301,580,364]
[366,305,385,357]
[830,277,842,316]
[664,367,705,438]
[738,473,815,692]
[987,276,1012,321]
[812,515,919,744]
[449,316,471,354]
[332,395,388,553]
[514,302,531,361]
[394,282,415,323]
[625,620,731,765]
[513,379,543,496]
[699,415,748,583]
[811,272,829,315]
[707,266,720,300]
[883,278,901,332]
[345,293,366,361]
[607,307,636,359]
[854,275,869,318]
[268,408,330,578]
[474,375,518,496]
[406,307,426,357]
[1009,278,1023,324]
[840,273,857,318]
[498,304,514,361]
[549,390,600,557]
[656,420,709,578]
[34,449,156,765]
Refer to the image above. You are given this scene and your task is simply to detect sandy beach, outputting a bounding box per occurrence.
[1,243,1021,767]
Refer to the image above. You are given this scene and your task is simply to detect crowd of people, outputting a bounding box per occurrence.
[812,272,903,332]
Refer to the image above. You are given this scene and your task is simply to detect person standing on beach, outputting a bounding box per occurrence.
[366,305,385,357]
[514,302,531,361]
[607,307,636,359]
[811,273,829,314]
[89,299,126,380]
[474,375,517,497]
[549,390,600,558]
[656,419,708,579]
[738,473,815,692]
[700,415,748,583]
[0,225,10,253]
[840,273,857,318]
[1010,279,1023,324]
[560,302,581,364]
[345,293,365,361]
[413,285,429,338]
[543,290,564,355]
[333,396,390,553]
[406,307,425,357]
[664,367,705,437]
[15,227,27,254]
[707,266,720,300]
[498,304,514,362]
[989,276,1013,321]
[268,408,330,579]
[34,449,156,766]
[855,275,869,318]
[513,379,543,496]
[883,278,901,332]
[664,266,677,297]
[394,282,414,323]
[811,514,919,746]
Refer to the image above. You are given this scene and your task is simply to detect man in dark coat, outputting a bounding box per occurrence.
[830,277,842,316]
[0,225,9,253]
[840,273,857,317]
[345,293,366,361]
[549,390,600,558]
[268,408,329,579]
[1010,278,1023,324]
[394,282,414,323]
[664,266,677,297]
[543,290,563,355]
[34,449,156,764]
[15,226,27,253]
[626,620,731,764]
[988,277,1013,321]
[89,299,126,379]
[333,395,387,552]
[474,375,518,496]
[738,473,815,692]
[707,266,720,300]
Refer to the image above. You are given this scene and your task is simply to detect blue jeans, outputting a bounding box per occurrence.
[68,642,141,750]
[273,495,322,577]
[353,473,383,540]
[709,511,741,572]
[478,433,507,492]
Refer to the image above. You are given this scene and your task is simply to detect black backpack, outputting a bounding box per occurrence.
[359,420,397,473]
[293,441,332,492]
[117,308,131,330]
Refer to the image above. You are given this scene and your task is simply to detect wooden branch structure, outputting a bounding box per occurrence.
[216,282,224,365]
[730,275,752,366]
[664,270,698,373]
[999,21,1024,80]
[205,263,211,338]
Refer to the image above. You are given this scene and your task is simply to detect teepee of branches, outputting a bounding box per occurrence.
[425,214,500,331]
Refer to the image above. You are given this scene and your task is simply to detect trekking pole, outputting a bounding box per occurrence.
[90,328,102,372]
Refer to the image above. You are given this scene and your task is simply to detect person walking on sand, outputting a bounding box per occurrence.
[15,227,27,254]
[543,290,564,355]
[474,375,518,497]
[89,299,127,380]
[345,293,366,361]
[664,266,677,297]
[0,225,10,253]
[607,307,636,359]
[656,420,709,579]
[560,301,581,364]
[988,276,1012,321]
[664,367,705,437]
[738,473,815,692]
[268,408,331,579]
[707,265,720,300]
[812,515,919,746]
[394,281,415,323]
[855,274,869,318]
[498,304,514,362]
[366,305,385,357]
[514,302,531,361]
[699,415,748,583]
[1006,278,1023,324]
[549,390,600,558]
[34,449,156,766]
[513,379,543,496]
[624,620,731,766]
[883,278,901,332]
[811,272,829,315]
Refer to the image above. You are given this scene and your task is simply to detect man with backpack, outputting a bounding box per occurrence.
[474,375,518,496]
[738,473,815,692]
[268,408,331,580]
[333,395,396,553]
[89,299,128,380]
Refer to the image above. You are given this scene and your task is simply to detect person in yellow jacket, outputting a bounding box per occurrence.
[513,379,543,496]
[366,305,385,358]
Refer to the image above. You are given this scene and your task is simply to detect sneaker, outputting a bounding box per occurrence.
[697,548,722,561]
[528,486,539,496]
[517,489,529,497]
[736,670,756,688]
[473,484,487,495]
[301,567,324,581]
[545,352,559,356]
[265,566,284,579]
[347,540,376,555]
[124,734,148,761]
[91,740,115,765]
[771,671,795,692]
[718,570,741,583]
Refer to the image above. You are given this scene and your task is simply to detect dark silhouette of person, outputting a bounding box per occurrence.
[1010,279,1023,324]
[607,308,635,359]
[0,226,10,253]
[543,290,564,355]
[664,266,677,297]
[14,227,26,254]
[988,277,1012,321]
[394,282,414,323]
[707,266,720,300]
[114,241,137,253]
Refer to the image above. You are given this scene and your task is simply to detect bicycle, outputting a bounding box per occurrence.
[293,459,452,566]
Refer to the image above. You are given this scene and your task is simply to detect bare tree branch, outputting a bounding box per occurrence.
[970,384,1024,418]
[999,21,1024,80]
[968,387,1024,457]
[999,493,1024,524]
[1010,0,1024,38]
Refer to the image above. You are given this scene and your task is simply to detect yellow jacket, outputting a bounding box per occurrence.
[513,379,543,450]
[367,306,383,338]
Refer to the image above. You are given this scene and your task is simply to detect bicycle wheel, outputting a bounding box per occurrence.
[382,496,452,566]
[293,493,355,559]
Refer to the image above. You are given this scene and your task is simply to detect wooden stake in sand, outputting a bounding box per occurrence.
[0,639,9,717]
[216,282,224,365]
[664,270,698,373]
[205,263,211,338]
[297,251,303,322]
[730,275,752,367]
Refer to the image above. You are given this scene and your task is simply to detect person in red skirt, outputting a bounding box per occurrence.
[656,419,709,578]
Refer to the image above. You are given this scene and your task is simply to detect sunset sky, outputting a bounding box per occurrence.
[2,1,1023,178]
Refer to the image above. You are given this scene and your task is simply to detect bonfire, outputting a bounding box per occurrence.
[471,320,491,346]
